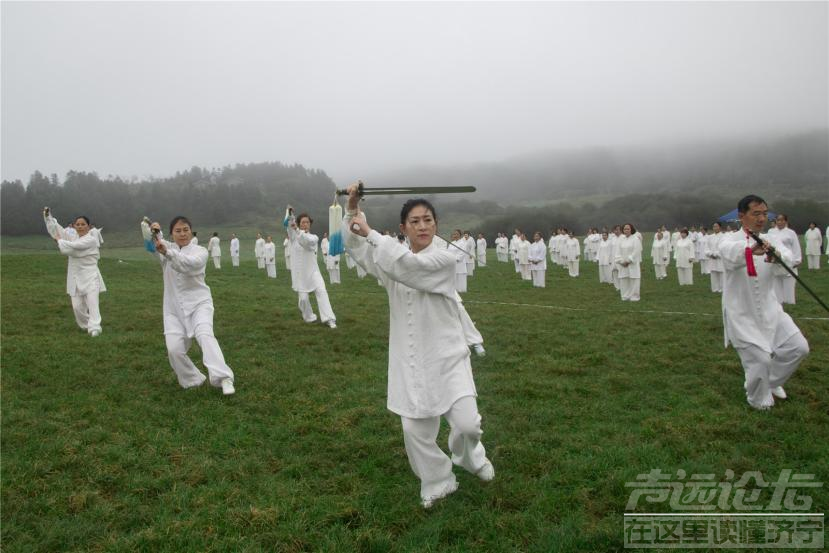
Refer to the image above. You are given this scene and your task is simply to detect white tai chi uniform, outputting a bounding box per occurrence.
[695,232,709,275]
[263,241,277,278]
[767,226,801,304]
[46,215,106,334]
[344,220,490,506]
[517,238,531,281]
[705,232,725,293]
[464,237,476,276]
[150,238,234,389]
[674,237,695,285]
[528,239,547,287]
[564,237,580,277]
[451,239,469,293]
[614,234,641,301]
[495,236,508,262]
[651,235,670,280]
[230,237,240,267]
[510,234,520,272]
[283,237,292,271]
[609,234,621,289]
[190,236,198,246]
[804,227,822,269]
[476,238,487,266]
[326,252,341,284]
[255,237,265,269]
[208,236,221,269]
[718,229,809,409]
[286,217,336,325]
[597,238,613,284]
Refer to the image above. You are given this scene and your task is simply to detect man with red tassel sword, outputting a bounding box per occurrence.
[718,195,811,410]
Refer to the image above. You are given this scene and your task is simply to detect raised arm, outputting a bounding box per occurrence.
[44,209,69,240]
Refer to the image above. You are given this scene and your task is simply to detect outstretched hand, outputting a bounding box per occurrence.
[349,212,371,237]
[346,181,362,213]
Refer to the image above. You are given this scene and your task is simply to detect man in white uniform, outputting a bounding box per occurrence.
[476,233,487,266]
[207,232,221,269]
[263,235,277,278]
[255,233,265,269]
[767,215,802,304]
[718,195,809,410]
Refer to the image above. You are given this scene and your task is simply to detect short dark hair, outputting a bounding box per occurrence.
[297,213,313,225]
[73,215,91,226]
[212,232,218,237]
[624,223,637,235]
[169,216,193,235]
[737,195,767,214]
[776,214,788,222]
[400,198,437,224]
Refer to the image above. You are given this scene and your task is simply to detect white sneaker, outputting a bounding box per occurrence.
[327,320,337,329]
[89,330,101,337]
[771,386,787,400]
[476,459,495,482]
[221,378,235,396]
[421,480,459,509]
[472,344,486,357]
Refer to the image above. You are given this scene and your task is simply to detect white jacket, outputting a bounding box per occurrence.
[208,236,221,257]
[528,240,547,270]
[230,238,240,256]
[344,222,476,419]
[287,221,326,293]
[614,234,641,278]
[154,239,213,338]
[46,214,106,296]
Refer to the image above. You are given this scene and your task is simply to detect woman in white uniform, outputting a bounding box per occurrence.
[285,207,337,328]
[597,232,614,284]
[343,184,494,509]
[705,223,725,293]
[230,233,240,267]
[517,233,531,281]
[651,230,669,280]
[564,230,580,277]
[44,209,106,337]
[255,233,265,269]
[450,229,469,293]
[804,222,822,270]
[674,229,696,286]
[528,231,547,287]
[145,216,235,395]
[767,215,801,304]
[207,232,221,269]
[476,233,487,266]
[263,235,277,278]
[615,223,642,301]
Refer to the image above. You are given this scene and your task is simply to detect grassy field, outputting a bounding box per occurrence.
[2,232,828,552]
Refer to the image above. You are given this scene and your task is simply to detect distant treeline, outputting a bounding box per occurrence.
[2,162,827,238]
[1,163,336,236]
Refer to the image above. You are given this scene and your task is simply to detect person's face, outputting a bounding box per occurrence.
[613,227,621,236]
[775,218,787,230]
[738,201,769,233]
[257,233,261,239]
[73,218,90,236]
[401,205,437,253]
[623,225,632,236]
[809,223,816,229]
[681,231,688,238]
[266,236,272,243]
[656,232,663,239]
[463,233,469,239]
[602,233,608,240]
[172,221,193,247]
[713,224,721,233]
[451,230,461,241]
[533,232,542,241]
[298,216,311,231]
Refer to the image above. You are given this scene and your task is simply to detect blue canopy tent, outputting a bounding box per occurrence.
[718,208,777,224]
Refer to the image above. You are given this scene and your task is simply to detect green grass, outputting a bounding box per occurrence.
[2,233,828,552]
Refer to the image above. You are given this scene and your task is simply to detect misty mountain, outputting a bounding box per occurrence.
[366,130,828,203]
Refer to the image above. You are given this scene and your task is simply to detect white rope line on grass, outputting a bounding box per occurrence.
[338,288,829,322]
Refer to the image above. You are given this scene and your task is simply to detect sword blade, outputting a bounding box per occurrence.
[337,185,476,196]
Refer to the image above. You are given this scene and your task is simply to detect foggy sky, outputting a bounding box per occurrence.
[2,1,827,185]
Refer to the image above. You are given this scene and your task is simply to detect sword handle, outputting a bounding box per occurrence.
[335,181,364,198]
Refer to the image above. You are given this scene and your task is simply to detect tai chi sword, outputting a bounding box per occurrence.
[336,181,476,197]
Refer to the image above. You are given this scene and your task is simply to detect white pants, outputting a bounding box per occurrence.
[165,332,234,388]
[266,263,276,278]
[532,269,545,287]
[455,273,467,293]
[710,270,723,293]
[513,257,520,273]
[71,291,102,333]
[285,257,291,271]
[520,264,531,280]
[329,268,340,284]
[677,267,693,285]
[477,253,486,266]
[466,261,474,276]
[231,255,239,267]
[599,264,613,284]
[212,256,221,269]
[654,264,667,280]
[619,277,640,301]
[773,275,795,305]
[356,264,367,279]
[807,255,820,269]
[298,287,335,324]
[700,259,710,275]
[497,252,508,262]
[401,395,488,503]
[612,268,619,290]
[568,260,579,277]
[735,331,808,409]
[257,257,265,269]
